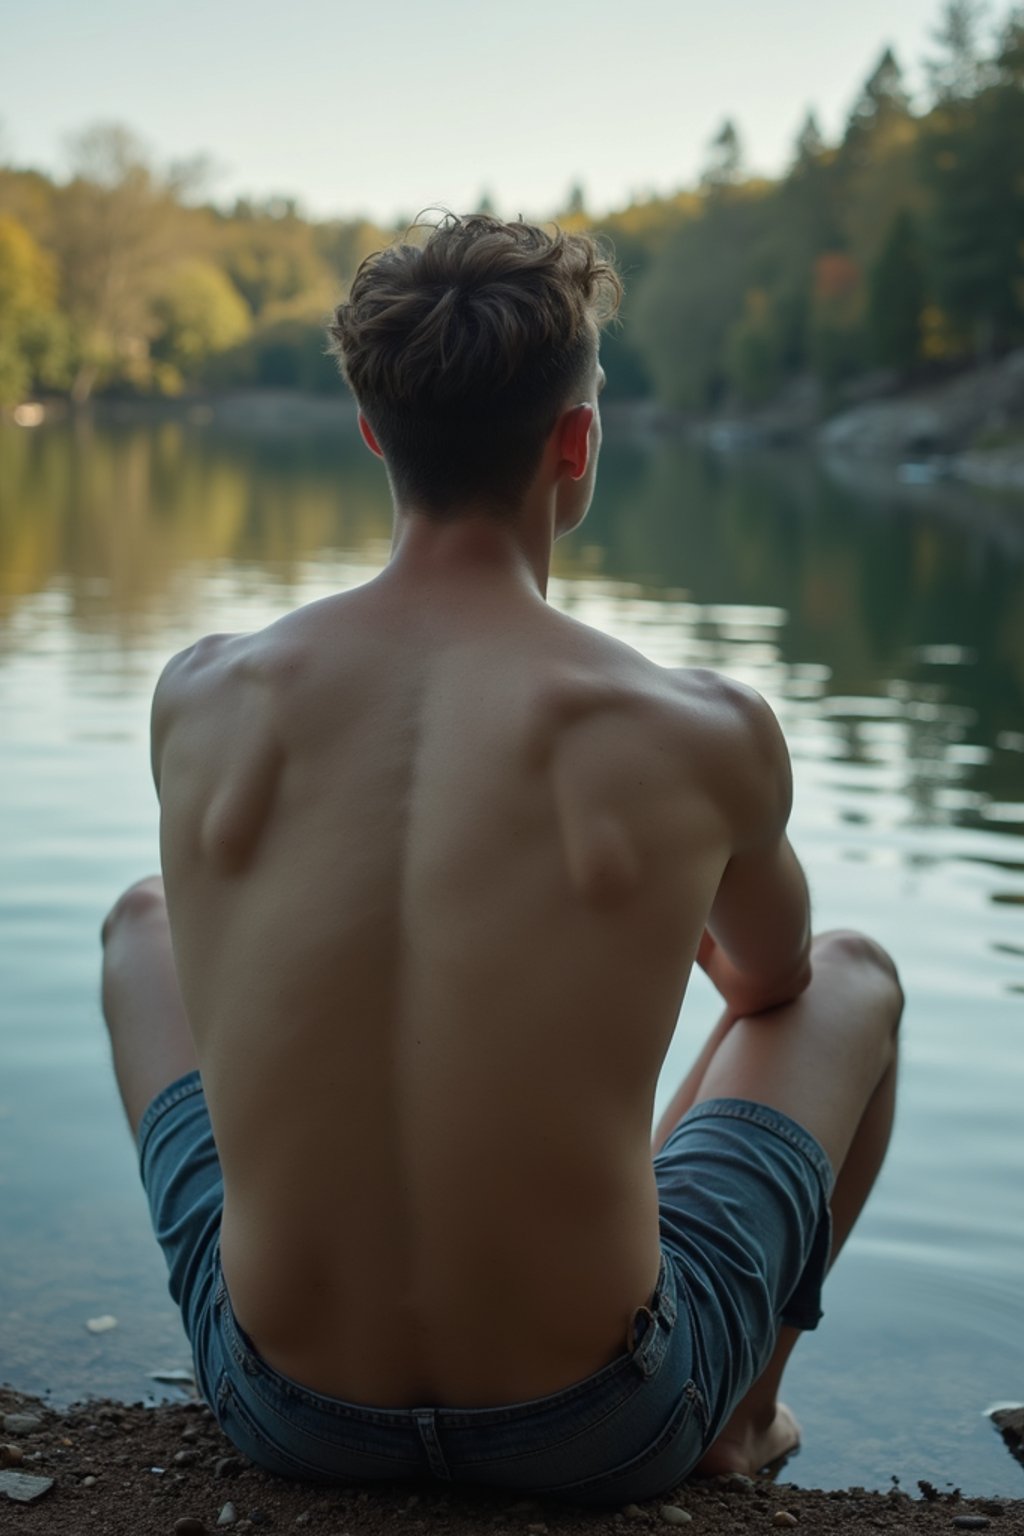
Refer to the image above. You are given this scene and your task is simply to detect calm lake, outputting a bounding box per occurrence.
[1,406,1022,1496]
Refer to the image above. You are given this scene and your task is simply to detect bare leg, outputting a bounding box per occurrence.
[654,930,903,1478]
[653,1009,740,1155]
[100,875,199,1138]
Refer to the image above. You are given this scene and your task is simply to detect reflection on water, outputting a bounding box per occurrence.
[1,415,1022,1494]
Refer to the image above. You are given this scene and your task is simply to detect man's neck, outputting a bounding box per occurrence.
[386,501,556,600]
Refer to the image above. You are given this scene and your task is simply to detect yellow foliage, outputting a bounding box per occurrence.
[920,304,958,359]
[0,214,57,317]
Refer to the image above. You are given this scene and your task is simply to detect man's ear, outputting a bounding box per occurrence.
[556,404,594,482]
[358,412,384,459]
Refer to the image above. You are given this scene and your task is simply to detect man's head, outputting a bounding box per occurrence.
[327,214,621,519]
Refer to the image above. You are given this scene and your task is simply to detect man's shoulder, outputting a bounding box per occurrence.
[153,617,305,715]
[532,653,780,792]
[157,630,238,693]
[667,668,793,836]
[152,633,243,745]
[533,641,777,738]
[150,621,300,789]
[666,666,783,743]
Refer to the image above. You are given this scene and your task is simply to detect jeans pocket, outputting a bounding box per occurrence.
[215,1374,331,1481]
[544,1380,706,1507]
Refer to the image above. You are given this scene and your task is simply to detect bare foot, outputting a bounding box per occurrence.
[695,1402,801,1478]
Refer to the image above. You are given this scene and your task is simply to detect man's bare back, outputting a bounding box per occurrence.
[103,218,900,1490]
[152,544,806,1407]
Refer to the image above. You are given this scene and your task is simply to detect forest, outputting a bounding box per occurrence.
[0,1,1021,415]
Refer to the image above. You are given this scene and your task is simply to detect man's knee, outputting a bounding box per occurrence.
[101,875,166,948]
[812,929,904,1029]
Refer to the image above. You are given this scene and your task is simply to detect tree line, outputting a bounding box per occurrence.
[0,1,1021,413]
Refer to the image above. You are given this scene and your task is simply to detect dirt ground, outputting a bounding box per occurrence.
[2,1388,1023,1536]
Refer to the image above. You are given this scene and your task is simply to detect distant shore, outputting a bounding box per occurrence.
[5,352,1024,498]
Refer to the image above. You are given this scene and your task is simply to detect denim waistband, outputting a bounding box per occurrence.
[212,1243,680,1427]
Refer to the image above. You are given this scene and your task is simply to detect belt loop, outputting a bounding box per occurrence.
[629,1254,675,1378]
[658,1257,677,1328]
[626,1304,656,1356]
[413,1409,452,1481]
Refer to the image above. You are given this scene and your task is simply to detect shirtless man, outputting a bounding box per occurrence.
[101,214,903,1504]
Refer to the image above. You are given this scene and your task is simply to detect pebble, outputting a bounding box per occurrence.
[216,1454,244,1478]
[82,1475,98,1487]
[294,1515,311,1526]
[718,1472,755,1491]
[526,1524,549,1534]
[0,1470,55,1503]
[0,1445,24,1468]
[772,1515,799,1529]
[952,1520,992,1531]
[218,1502,238,1526]
[175,1448,201,1465]
[2,1414,41,1436]
[659,1506,692,1526]
[622,1505,647,1519]
[175,1521,210,1536]
[181,1425,202,1442]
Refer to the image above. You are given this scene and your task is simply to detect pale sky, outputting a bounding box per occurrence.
[0,0,992,223]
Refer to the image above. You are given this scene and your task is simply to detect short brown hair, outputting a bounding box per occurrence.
[327,214,621,515]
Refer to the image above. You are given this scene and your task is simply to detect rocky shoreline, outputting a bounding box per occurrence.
[817,351,1024,494]
[695,350,1024,495]
[2,1388,1022,1536]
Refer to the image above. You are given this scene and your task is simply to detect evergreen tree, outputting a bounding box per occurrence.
[764,114,845,377]
[632,186,770,409]
[838,47,921,275]
[702,119,744,189]
[785,108,844,253]
[793,110,825,167]
[925,1,990,104]
[725,288,786,403]
[995,6,1024,82]
[919,11,1024,355]
[868,210,926,369]
[846,47,912,140]
[564,182,587,218]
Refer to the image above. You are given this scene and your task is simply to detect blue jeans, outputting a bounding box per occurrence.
[138,1075,833,1505]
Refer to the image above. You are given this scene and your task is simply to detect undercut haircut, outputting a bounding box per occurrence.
[327,214,622,516]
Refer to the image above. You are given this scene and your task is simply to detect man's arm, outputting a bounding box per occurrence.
[696,678,812,1018]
